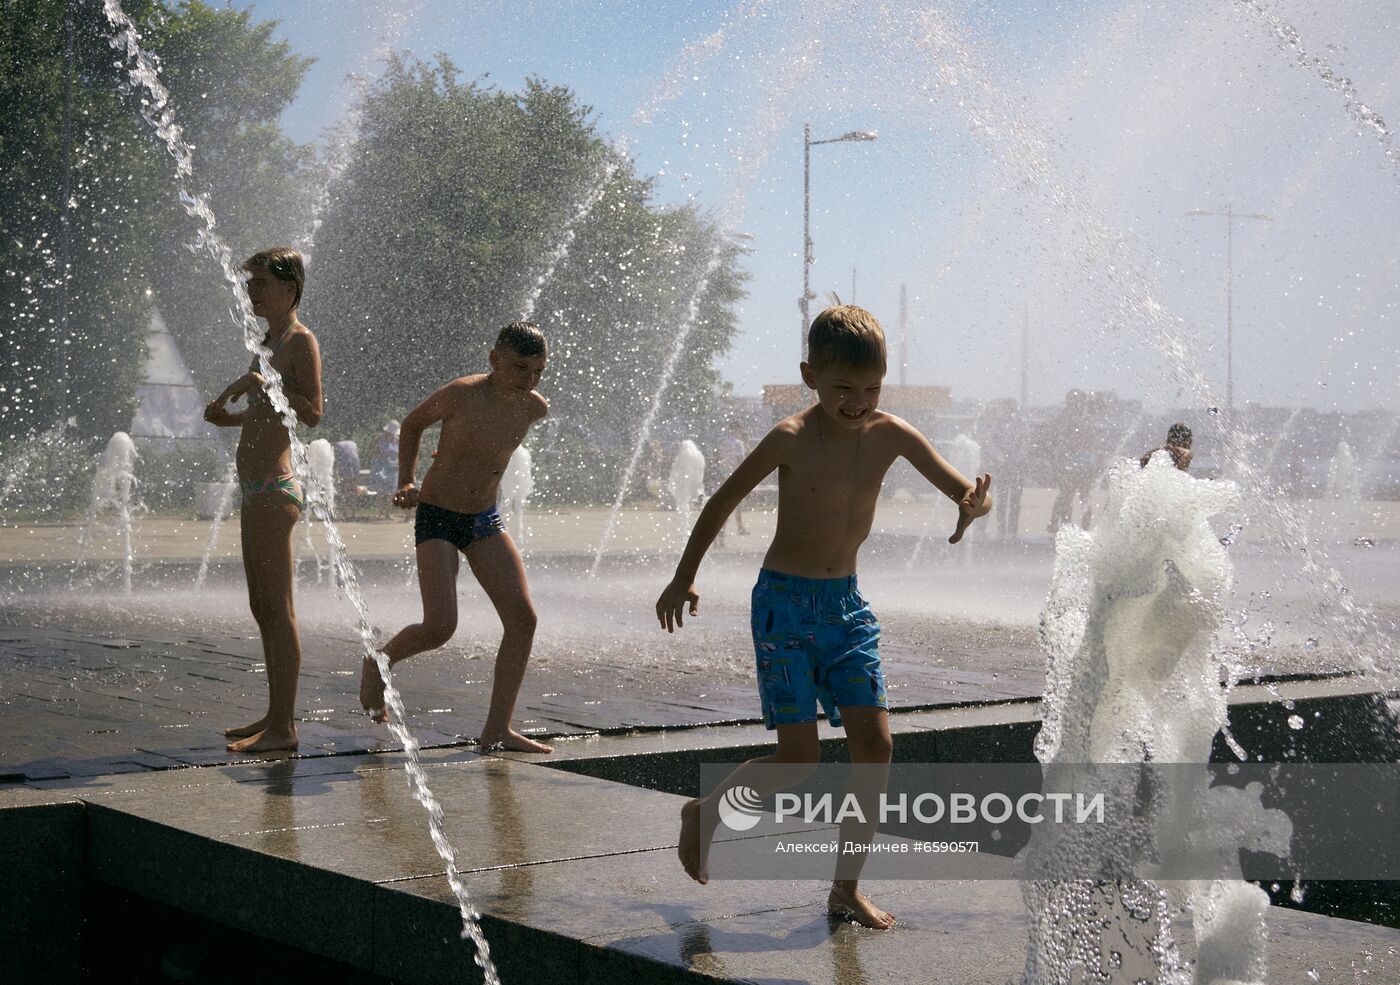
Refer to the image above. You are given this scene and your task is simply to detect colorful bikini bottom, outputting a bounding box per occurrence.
[239,473,304,510]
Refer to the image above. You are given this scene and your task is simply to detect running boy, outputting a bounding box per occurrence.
[360,322,552,753]
[655,305,991,928]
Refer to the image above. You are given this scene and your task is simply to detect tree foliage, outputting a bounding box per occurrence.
[313,56,747,502]
[0,0,313,444]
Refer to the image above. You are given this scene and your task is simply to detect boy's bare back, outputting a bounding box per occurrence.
[402,373,547,514]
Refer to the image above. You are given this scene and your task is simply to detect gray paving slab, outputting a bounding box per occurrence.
[0,611,1049,780]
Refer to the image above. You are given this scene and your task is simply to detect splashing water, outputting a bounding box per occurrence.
[667,439,707,540]
[1234,0,1400,180]
[1025,457,1290,985]
[194,461,237,593]
[906,3,1386,693]
[517,154,621,324]
[590,245,725,576]
[102,4,499,978]
[77,431,139,594]
[296,1,424,262]
[0,418,76,509]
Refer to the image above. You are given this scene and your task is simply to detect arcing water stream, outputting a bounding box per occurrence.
[101,3,499,979]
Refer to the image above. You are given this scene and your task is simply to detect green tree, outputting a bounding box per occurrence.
[0,0,312,445]
[312,55,748,502]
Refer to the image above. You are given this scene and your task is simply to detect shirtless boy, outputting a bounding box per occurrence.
[360,322,552,753]
[656,305,992,928]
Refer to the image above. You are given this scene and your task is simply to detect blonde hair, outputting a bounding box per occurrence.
[807,305,886,372]
[243,247,305,307]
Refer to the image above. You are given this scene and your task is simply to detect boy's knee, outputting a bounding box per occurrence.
[867,733,894,763]
[506,606,537,636]
[421,618,457,649]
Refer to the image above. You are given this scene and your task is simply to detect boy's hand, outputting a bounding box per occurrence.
[216,372,264,404]
[203,400,235,426]
[949,473,993,544]
[392,484,419,509]
[656,577,700,633]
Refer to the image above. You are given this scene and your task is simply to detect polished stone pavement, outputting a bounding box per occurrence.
[8,730,1399,985]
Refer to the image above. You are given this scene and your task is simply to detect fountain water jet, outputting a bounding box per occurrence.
[102,4,499,975]
[194,461,237,593]
[589,245,724,577]
[1025,456,1290,985]
[902,2,1386,684]
[500,445,533,547]
[668,439,706,539]
[77,431,139,594]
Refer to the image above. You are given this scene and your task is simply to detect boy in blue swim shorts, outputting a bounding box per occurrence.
[657,305,992,928]
[361,322,553,754]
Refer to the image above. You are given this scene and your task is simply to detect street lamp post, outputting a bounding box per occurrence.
[801,125,877,360]
[1186,204,1272,412]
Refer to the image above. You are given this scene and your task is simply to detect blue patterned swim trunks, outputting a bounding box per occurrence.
[750,568,886,730]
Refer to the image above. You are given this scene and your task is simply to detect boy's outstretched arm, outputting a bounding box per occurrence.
[893,419,993,544]
[656,428,789,633]
[392,383,457,509]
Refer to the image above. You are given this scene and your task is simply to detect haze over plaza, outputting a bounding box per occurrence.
[260,0,1400,413]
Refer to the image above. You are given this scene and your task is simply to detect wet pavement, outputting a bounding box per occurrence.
[8,747,1398,984]
[0,613,1041,782]
[2,529,1391,782]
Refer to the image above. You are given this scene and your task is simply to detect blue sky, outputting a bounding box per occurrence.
[247,0,1400,413]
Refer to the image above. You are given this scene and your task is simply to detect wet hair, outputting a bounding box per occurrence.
[807,305,886,372]
[242,247,305,306]
[495,321,547,357]
[1166,422,1193,448]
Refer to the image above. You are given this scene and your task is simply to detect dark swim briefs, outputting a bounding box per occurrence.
[414,501,505,551]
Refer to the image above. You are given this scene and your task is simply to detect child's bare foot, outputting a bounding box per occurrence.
[828,885,896,929]
[359,655,388,723]
[678,798,717,885]
[224,716,267,738]
[479,728,553,754]
[226,725,299,755]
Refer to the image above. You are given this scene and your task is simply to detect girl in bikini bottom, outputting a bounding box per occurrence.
[239,473,304,510]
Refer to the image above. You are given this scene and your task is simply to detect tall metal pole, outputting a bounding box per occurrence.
[801,124,811,362]
[799,125,877,363]
[1186,204,1271,414]
[899,283,908,385]
[1225,203,1234,413]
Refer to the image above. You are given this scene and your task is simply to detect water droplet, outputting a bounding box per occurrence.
[1207,406,1220,416]
[1304,637,1319,651]
[1287,714,1305,730]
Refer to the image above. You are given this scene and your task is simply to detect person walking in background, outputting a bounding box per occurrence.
[1048,389,1101,535]
[371,420,402,518]
[984,398,1027,541]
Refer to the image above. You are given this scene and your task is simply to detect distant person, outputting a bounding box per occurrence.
[1048,389,1100,535]
[333,439,361,495]
[715,423,750,540]
[370,421,401,518]
[984,398,1027,540]
[203,247,322,754]
[1140,421,1192,471]
[655,305,991,929]
[360,322,552,754]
